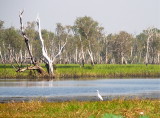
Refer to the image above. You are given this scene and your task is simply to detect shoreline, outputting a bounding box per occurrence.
[0,92,159,103]
[1,76,160,80]
[1,64,160,79]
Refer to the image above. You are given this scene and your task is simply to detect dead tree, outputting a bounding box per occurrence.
[16,10,46,75]
[36,15,67,76]
[14,10,67,77]
[17,11,68,77]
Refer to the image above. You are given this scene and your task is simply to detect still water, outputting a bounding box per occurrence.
[0,79,159,98]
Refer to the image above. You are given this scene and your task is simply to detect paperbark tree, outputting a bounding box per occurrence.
[144,28,159,65]
[108,31,133,64]
[54,23,70,64]
[74,16,104,66]
[145,29,152,65]
[71,26,85,67]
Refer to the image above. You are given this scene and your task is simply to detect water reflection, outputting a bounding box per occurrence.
[0,79,159,97]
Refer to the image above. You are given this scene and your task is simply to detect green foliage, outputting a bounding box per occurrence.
[107,31,134,64]
[139,116,149,118]
[0,64,37,79]
[4,27,24,51]
[102,113,123,118]
[0,18,160,65]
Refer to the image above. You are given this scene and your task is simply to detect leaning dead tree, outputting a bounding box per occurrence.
[16,10,67,77]
[17,10,45,75]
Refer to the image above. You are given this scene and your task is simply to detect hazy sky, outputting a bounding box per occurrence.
[0,0,159,34]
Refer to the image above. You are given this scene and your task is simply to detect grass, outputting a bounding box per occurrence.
[0,64,159,117]
[0,64,160,79]
[0,99,159,118]
[0,64,28,78]
[55,64,160,78]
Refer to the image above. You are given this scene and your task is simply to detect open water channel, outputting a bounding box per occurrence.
[0,78,159,102]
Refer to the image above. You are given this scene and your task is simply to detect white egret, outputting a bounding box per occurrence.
[97,90,103,101]
[139,112,144,115]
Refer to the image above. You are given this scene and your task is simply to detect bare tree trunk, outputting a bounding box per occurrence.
[0,48,4,63]
[138,51,142,64]
[157,52,160,64]
[36,15,67,76]
[87,49,94,66]
[145,36,150,65]
[19,50,23,63]
[105,50,108,64]
[79,35,85,67]
[130,46,133,57]
[36,17,54,76]
[19,11,35,65]
[87,40,94,66]
[18,10,46,75]
[75,46,78,64]
[105,38,109,64]
[145,28,154,65]
[24,50,27,63]
[111,58,115,64]
[81,46,85,67]
[121,52,127,64]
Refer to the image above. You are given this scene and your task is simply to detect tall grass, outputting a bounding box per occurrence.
[0,64,42,79]
[0,64,160,79]
[0,99,159,118]
[56,64,160,78]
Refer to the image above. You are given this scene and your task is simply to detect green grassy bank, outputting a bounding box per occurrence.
[0,99,159,118]
[0,64,160,79]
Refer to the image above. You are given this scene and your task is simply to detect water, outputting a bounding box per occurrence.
[0,78,159,98]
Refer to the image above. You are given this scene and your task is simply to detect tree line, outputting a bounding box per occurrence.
[0,16,160,67]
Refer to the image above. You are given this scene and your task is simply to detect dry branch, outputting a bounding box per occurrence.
[19,10,35,65]
[17,10,46,75]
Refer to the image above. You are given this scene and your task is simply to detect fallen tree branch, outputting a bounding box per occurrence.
[16,65,44,73]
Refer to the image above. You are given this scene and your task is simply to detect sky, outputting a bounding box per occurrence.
[0,0,159,34]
